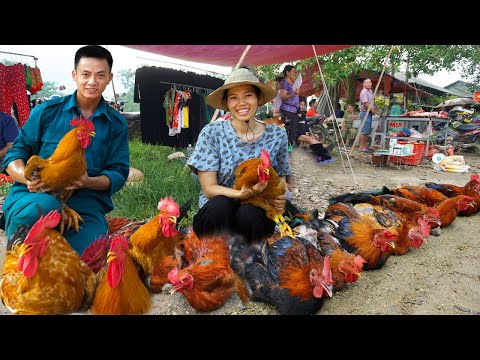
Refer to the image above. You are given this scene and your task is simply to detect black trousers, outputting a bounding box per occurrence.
[193,195,276,243]
[281,110,301,145]
[310,143,332,160]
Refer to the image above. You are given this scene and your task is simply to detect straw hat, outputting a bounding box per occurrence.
[206,68,278,111]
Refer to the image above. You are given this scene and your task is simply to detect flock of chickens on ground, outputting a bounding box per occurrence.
[0,118,479,315]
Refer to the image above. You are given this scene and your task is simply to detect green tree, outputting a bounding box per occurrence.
[116,69,140,112]
[255,45,480,107]
[36,81,66,99]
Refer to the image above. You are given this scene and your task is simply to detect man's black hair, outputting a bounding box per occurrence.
[74,45,113,71]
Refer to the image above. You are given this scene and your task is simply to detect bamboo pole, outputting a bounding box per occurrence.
[350,45,395,154]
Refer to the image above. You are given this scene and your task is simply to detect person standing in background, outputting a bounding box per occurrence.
[279,65,300,152]
[358,78,377,152]
[0,111,20,164]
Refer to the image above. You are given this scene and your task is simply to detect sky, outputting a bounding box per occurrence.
[0,45,233,99]
[0,45,467,99]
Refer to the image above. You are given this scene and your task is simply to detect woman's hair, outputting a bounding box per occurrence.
[282,65,296,77]
[309,98,317,107]
[221,85,262,109]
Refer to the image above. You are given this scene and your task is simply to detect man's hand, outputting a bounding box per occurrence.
[27,179,52,193]
[67,172,89,190]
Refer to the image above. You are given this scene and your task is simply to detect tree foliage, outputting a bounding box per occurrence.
[36,81,66,99]
[254,45,480,107]
[116,69,140,112]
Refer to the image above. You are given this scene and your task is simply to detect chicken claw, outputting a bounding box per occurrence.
[274,214,294,238]
[60,205,84,233]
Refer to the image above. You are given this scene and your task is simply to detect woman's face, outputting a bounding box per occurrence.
[226,84,259,121]
[287,68,297,81]
[347,105,354,113]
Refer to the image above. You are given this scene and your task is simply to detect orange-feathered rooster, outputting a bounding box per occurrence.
[89,235,151,315]
[129,196,183,277]
[325,202,398,270]
[391,185,447,207]
[24,116,95,233]
[151,230,248,312]
[352,202,433,255]
[434,195,476,228]
[0,210,97,314]
[233,148,293,238]
[283,200,366,292]
[425,174,480,216]
[230,236,334,315]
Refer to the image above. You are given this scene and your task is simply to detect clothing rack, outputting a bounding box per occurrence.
[159,80,213,95]
[0,50,38,66]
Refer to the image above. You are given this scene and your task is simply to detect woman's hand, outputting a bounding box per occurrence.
[272,192,287,213]
[239,181,268,199]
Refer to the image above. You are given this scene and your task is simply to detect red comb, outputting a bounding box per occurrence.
[24,211,61,245]
[70,115,95,132]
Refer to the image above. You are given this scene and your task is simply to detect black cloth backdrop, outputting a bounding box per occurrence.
[134,66,224,148]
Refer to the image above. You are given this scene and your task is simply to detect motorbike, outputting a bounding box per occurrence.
[107,99,126,113]
[305,114,330,143]
[434,120,480,153]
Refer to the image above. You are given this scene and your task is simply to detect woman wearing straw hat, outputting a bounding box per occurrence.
[187,67,292,243]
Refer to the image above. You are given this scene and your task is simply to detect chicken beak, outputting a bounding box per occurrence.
[169,216,177,224]
[107,251,116,263]
[387,241,396,249]
[18,243,32,257]
[89,131,96,137]
[264,168,269,176]
[170,285,181,294]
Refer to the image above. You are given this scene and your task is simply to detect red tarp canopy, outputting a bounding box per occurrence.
[123,45,351,67]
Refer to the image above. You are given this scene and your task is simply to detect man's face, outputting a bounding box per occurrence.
[72,57,113,100]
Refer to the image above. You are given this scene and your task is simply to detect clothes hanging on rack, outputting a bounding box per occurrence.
[134,66,224,148]
[0,63,31,125]
[163,88,192,136]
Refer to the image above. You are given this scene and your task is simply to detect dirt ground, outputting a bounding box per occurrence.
[1,146,479,315]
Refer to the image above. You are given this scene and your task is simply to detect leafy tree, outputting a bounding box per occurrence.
[254,45,480,108]
[36,81,66,99]
[116,69,140,112]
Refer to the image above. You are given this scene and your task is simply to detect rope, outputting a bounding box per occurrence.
[311,46,359,186]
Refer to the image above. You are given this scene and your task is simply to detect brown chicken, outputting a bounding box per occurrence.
[230,235,334,315]
[434,195,476,228]
[129,196,183,276]
[325,202,398,270]
[89,235,151,315]
[233,148,293,238]
[24,116,96,233]
[392,185,447,207]
[425,174,480,216]
[151,230,248,312]
[283,202,366,292]
[353,202,433,255]
[367,194,441,229]
[0,210,97,314]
